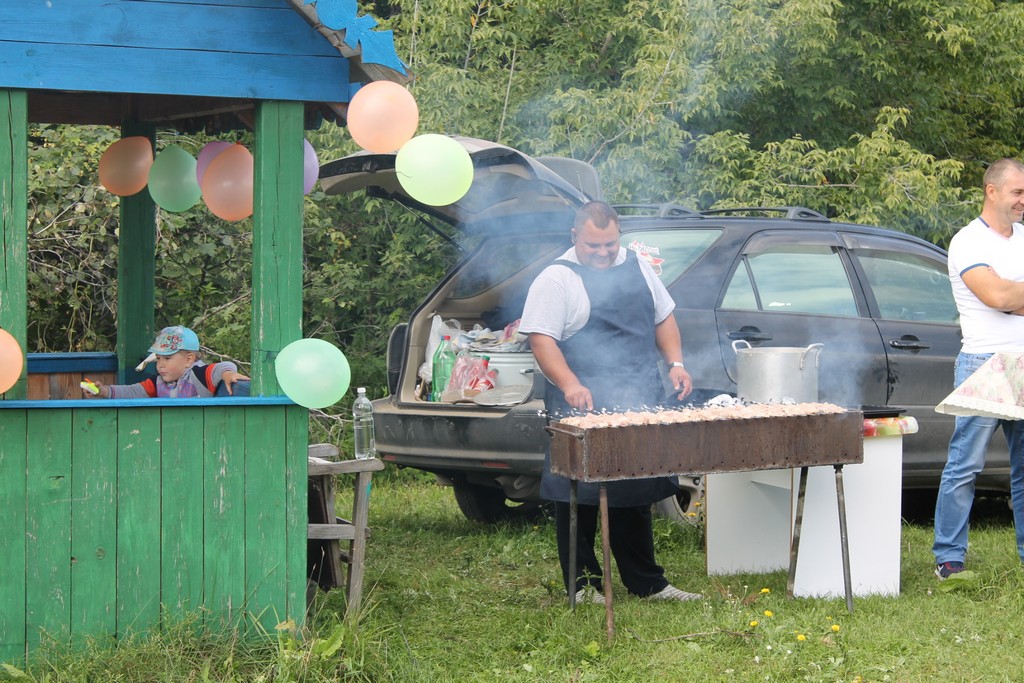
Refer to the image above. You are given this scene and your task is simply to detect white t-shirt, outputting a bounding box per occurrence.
[948,218,1024,353]
[519,246,676,341]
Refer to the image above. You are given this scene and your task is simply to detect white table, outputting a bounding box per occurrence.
[705,417,916,599]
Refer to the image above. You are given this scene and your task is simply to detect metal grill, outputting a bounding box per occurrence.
[547,410,864,481]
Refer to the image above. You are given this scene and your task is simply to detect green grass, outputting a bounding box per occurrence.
[8,478,1024,682]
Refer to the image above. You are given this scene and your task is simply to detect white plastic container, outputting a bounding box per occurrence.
[485,352,537,388]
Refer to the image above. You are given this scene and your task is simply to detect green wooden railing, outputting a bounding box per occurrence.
[0,398,307,662]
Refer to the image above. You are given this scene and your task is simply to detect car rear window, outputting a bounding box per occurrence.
[450,229,722,298]
[450,236,569,298]
[624,229,723,285]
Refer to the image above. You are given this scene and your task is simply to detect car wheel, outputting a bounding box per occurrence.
[654,476,703,526]
[452,481,548,524]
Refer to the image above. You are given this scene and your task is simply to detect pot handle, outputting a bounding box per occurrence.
[731,339,752,354]
[801,343,824,370]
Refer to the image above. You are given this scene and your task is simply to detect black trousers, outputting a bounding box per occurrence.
[554,501,669,598]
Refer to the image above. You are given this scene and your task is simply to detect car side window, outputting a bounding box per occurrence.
[721,261,758,309]
[855,248,958,323]
[723,245,858,316]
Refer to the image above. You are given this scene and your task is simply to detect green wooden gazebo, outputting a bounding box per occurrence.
[0,0,407,662]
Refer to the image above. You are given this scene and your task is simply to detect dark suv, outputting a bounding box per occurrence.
[320,137,1008,523]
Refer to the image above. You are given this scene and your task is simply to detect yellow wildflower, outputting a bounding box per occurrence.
[831,624,841,632]
[796,634,806,642]
[749,620,758,628]
[763,610,773,617]
[760,588,771,594]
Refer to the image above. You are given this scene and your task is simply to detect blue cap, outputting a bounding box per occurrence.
[149,326,200,355]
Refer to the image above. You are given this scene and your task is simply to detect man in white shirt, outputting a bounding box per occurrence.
[520,201,700,603]
[934,158,1024,579]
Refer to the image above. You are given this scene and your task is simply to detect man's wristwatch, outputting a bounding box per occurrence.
[669,361,685,369]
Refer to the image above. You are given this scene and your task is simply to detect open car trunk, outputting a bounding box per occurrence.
[318,138,596,514]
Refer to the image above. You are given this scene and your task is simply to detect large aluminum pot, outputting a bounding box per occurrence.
[731,340,824,403]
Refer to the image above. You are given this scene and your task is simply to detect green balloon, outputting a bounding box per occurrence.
[395,134,474,206]
[148,145,202,212]
[275,338,351,409]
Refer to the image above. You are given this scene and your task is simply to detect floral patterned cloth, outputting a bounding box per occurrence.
[935,352,1024,420]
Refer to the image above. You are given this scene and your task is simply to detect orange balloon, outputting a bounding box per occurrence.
[201,144,254,221]
[347,81,419,153]
[99,136,154,196]
[0,328,24,395]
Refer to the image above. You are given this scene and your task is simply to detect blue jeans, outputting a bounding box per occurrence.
[934,352,1024,564]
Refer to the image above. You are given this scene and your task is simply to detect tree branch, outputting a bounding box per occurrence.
[627,627,759,643]
[497,45,517,144]
[587,49,676,165]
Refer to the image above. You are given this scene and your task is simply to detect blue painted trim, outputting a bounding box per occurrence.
[26,352,118,374]
[0,396,297,409]
[351,29,407,74]
[160,0,283,6]
[3,2,338,58]
[0,42,351,102]
[305,0,408,75]
[0,0,408,99]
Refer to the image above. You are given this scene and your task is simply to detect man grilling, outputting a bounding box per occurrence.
[520,200,702,604]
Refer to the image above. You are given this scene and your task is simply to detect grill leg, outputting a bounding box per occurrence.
[787,466,809,598]
[599,484,614,643]
[834,464,854,613]
[568,479,578,609]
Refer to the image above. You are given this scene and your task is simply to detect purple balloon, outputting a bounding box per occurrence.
[303,139,319,195]
[196,141,232,186]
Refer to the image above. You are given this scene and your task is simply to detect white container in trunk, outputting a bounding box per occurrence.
[485,352,537,388]
[731,340,823,403]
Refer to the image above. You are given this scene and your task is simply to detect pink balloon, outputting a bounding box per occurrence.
[201,144,254,222]
[196,141,232,186]
[303,139,319,195]
[0,328,23,395]
[347,81,419,153]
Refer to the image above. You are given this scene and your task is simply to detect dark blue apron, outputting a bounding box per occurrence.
[540,251,680,507]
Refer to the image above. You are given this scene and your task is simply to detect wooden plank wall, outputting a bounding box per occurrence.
[27,372,117,401]
[0,1,350,102]
[0,403,307,662]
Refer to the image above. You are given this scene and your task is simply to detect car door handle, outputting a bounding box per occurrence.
[889,337,931,350]
[727,328,773,342]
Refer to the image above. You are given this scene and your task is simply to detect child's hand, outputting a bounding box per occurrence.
[81,378,109,398]
[222,370,250,395]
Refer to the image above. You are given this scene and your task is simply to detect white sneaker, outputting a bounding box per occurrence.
[574,587,606,605]
[646,584,701,601]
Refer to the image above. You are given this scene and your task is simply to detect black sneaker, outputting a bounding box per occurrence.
[935,561,965,580]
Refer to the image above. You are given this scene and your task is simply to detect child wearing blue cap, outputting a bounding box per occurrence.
[83,325,249,398]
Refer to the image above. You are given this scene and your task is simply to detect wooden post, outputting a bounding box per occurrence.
[116,122,156,384]
[252,101,305,395]
[0,88,28,399]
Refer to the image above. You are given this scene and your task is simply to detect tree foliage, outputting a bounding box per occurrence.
[373,0,1023,236]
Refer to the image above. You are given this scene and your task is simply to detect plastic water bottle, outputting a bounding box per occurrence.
[352,387,376,460]
[431,335,456,402]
